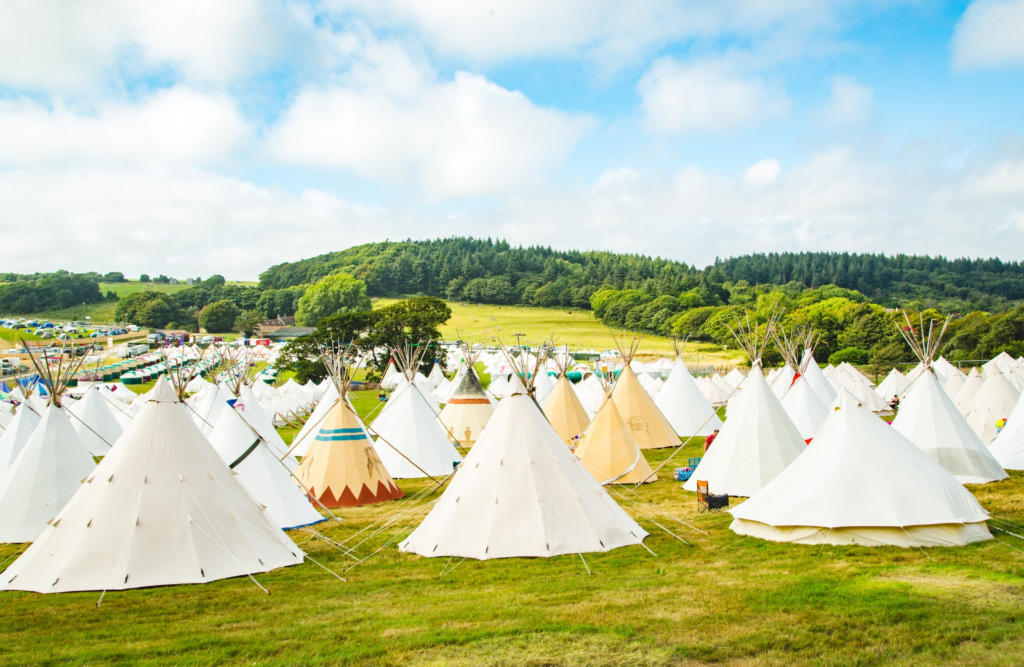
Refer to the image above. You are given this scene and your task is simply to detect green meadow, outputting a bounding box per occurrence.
[1,387,1023,665]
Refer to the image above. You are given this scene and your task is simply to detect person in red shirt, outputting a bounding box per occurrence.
[704,429,719,453]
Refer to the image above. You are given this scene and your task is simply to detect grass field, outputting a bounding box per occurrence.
[2,387,1024,665]
[375,299,745,368]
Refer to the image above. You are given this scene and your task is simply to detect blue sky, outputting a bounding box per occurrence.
[1,0,1023,279]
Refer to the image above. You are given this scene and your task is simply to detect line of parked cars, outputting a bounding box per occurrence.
[1,319,134,340]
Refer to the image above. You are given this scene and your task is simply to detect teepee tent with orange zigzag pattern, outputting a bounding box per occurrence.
[294,343,404,508]
[609,335,679,449]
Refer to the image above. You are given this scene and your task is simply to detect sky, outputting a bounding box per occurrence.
[2,1,1024,280]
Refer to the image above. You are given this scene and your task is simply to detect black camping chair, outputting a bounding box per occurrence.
[696,480,729,514]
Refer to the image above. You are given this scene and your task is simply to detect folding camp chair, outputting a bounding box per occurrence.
[696,480,729,514]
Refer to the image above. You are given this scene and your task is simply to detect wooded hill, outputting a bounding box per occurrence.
[259,238,1024,314]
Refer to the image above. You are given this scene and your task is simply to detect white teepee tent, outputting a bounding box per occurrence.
[888,314,1006,485]
[653,355,722,438]
[800,352,837,406]
[954,367,984,414]
[369,345,462,479]
[963,366,1020,445]
[989,389,1024,470]
[400,383,648,560]
[207,401,326,529]
[683,314,806,497]
[874,368,908,404]
[0,380,304,592]
[0,406,40,478]
[0,405,97,543]
[66,385,123,456]
[730,390,992,547]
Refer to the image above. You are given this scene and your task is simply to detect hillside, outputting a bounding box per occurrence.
[372,298,744,366]
[259,238,1024,314]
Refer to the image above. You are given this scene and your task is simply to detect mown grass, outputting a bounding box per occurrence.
[373,299,745,366]
[2,388,1024,666]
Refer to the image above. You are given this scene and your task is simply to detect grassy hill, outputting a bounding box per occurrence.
[374,299,745,366]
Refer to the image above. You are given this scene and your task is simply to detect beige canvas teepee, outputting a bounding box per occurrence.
[294,342,404,508]
[610,335,679,449]
[437,347,495,447]
[541,346,591,446]
[575,375,657,485]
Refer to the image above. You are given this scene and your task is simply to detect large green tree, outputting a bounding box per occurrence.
[294,273,371,326]
[281,297,452,383]
[199,300,241,333]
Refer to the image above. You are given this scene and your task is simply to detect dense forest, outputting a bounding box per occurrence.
[5,239,1024,361]
[0,272,106,314]
[259,239,1024,314]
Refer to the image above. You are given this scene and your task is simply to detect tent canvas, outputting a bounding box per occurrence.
[729,391,992,547]
[0,380,304,592]
[400,392,648,560]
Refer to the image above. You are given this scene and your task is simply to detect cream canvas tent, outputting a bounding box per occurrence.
[769,364,796,400]
[963,366,1020,445]
[0,379,304,593]
[989,389,1024,470]
[0,406,40,477]
[0,402,13,431]
[0,404,97,543]
[889,313,1007,485]
[427,361,447,390]
[610,337,679,449]
[400,344,648,560]
[684,314,806,497]
[800,352,837,406]
[533,370,556,405]
[730,390,992,547]
[954,367,984,415]
[207,400,326,530]
[541,350,592,446]
[653,339,722,438]
[575,382,657,485]
[874,368,908,404]
[698,376,732,407]
[66,385,123,456]
[370,344,462,479]
[294,345,404,508]
[0,344,98,543]
[774,328,828,442]
[437,349,495,447]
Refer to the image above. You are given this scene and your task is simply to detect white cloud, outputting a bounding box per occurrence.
[816,75,873,125]
[952,0,1024,71]
[266,35,592,200]
[637,57,790,135]
[0,88,250,168]
[0,0,317,91]
[327,0,858,65]
[4,149,1024,279]
[743,159,782,188]
[0,167,391,278]
[482,148,1024,266]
